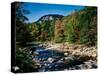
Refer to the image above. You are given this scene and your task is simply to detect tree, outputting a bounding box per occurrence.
[15,2,37,73]
[15,2,32,46]
[16,46,37,72]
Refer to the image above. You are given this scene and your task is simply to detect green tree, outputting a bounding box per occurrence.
[15,2,32,46]
[15,2,37,73]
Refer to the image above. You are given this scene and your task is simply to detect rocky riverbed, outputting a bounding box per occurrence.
[31,43,97,72]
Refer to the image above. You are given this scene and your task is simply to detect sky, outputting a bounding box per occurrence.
[23,2,85,23]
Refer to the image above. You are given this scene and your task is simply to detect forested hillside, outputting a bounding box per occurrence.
[27,7,97,46]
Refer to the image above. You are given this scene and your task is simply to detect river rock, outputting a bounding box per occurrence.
[64,56,75,64]
[57,59,63,63]
[34,52,39,55]
[84,61,92,69]
[47,57,55,63]
[75,64,86,69]
[92,53,97,57]
[64,52,69,56]
[78,55,91,61]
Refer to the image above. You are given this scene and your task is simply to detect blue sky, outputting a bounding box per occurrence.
[23,2,84,23]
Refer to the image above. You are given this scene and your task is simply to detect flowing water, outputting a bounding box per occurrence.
[27,43,97,72]
[32,46,87,72]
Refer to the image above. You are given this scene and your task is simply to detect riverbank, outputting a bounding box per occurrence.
[40,42,97,58]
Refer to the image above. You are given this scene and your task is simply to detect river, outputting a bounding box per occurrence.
[31,45,97,72]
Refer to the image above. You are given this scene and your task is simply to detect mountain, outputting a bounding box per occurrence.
[37,14,64,23]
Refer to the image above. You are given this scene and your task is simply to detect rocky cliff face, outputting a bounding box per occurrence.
[37,14,64,23]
